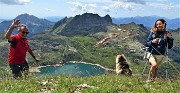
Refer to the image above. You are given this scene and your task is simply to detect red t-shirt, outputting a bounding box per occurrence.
[8,34,29,64]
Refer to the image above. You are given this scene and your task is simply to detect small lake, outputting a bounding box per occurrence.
[35,62,115,77]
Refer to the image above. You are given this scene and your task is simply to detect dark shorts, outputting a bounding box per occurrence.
[9,60,29,78]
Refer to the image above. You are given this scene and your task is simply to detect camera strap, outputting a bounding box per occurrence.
[151,31,168,55]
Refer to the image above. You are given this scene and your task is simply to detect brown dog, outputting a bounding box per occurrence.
[116,54,132,76]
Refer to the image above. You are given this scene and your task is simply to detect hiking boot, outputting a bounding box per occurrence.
[146,79,153,83]
[146,79,155,83]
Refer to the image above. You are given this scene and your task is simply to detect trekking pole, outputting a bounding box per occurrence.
[141,59,148,77]
[143,47,149,59]
[165,41,169,80]
[161,55,169,80]
[141,47,149,76]
[165,65,168,80]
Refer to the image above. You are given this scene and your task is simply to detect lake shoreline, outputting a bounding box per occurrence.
[29,61,115,73]
[68,61,115,72]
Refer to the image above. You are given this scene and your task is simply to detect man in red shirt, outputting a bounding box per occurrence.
[5,19,39,79]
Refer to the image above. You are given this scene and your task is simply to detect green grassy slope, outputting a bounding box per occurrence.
[0,74,179,93]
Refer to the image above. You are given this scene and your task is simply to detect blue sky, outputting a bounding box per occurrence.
[0,0,179,19]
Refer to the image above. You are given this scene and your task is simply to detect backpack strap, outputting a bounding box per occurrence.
[152,32,155,39]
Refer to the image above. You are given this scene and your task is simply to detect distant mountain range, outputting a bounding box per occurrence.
[112,16,180,30]
[0,13,54,37]
[44,16,64,22]
[0,19,5,23]
[44,15,179,30]
[0,14,179,37]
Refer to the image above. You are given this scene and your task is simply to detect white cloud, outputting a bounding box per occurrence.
[102,6,111,12]
[82,4,97,13]
[112,0,146,5]
[68,1,134,13]
[45,8,55,12]
[148,2,179,10]
[112,1,133,10]
[75,0,112,3]
[0,0,31,5]
[67,0,179,17]
[68,1,82,12]
[75,0,146,4]
[68,1,97,13]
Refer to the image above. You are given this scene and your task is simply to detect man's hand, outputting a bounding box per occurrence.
[5,19,20,41]
[12,19,20,27]
[34,56,40,63]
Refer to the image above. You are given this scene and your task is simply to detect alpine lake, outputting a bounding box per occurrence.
[33,62,115,77]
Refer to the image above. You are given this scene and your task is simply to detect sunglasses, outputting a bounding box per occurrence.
[22,31,29,35]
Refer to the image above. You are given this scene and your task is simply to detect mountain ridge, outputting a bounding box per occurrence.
[0,13,54,37]
[42,13,113,36]
[43,15,179,30]
[112,16,180,30]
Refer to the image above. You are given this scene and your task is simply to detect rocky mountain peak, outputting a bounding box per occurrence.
[52,13,113,36]
[0,13,54,37]
[15,13,39,23]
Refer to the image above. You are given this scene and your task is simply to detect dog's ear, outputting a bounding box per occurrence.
[119,55,126,62]
[121,54,126,61]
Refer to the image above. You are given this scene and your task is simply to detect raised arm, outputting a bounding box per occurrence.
[5,19,20,41]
